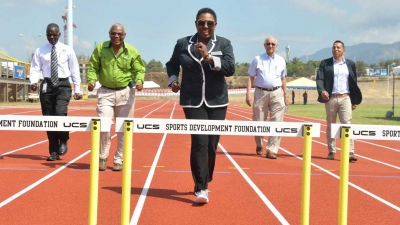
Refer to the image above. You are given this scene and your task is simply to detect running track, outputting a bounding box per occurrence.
[0,100,399,225]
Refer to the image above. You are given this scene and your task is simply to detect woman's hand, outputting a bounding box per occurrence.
[171,82,181,93]
[194,42,209,59]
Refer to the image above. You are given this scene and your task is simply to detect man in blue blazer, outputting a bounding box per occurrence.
[316,40,362,162]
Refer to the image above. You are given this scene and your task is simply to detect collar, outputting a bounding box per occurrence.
[333,57,346,64]
[189,33,217,44]
[107,41,126,50]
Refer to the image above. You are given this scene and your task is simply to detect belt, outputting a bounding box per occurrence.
[331,93,349,98]
[44,77,68,81]
[102,85,128,90]
[256,86,281,92]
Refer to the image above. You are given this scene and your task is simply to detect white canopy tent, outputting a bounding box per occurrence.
[286,77,316,90]
[393,66,400,75]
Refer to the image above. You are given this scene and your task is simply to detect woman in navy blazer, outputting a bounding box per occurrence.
[166,7,235,204]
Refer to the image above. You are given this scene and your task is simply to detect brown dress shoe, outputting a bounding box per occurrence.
[112,163,123,171]
[327,152,335,160]
[349,153,358,162]
[266,150,277,159]
[256,146,263,155]
[99,158,107,171]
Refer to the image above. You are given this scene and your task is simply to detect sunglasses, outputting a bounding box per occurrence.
[196,20,216,27]
[110,32,125,36]
[265,42,276,46]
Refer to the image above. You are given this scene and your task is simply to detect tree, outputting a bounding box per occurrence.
[356,61,367,76]
[146,59,165,72]
[233,62,250,76]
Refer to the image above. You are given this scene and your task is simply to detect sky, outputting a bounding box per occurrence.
[1,0,400,65]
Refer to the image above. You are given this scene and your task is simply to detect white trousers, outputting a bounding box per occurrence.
[252,88,285,154]
[96,86,135,164]
[325,96,354,153]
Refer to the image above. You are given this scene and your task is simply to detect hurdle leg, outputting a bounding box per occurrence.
[338,126,351,225]
[88,119,101,225]
[301,125,313,225]
[121,120,133,225]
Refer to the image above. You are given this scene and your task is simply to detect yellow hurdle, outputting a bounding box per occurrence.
[121,120,133,225]
[301,125,313,225]
[338,126,351,225]
[88,119,101,225]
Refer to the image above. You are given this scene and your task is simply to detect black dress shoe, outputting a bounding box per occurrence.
[47,152,60,161]
[58,141,68,156]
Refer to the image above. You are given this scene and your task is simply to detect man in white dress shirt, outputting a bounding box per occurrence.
[316,40,362,162]
[29,23,82,161]
[246,36,289,159]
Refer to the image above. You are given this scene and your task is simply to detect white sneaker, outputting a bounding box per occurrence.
[194,189,209,203]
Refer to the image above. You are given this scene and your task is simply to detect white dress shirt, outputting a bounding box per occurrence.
[332,57,350,94]
[248,53,287,88]
[29,42,81,93]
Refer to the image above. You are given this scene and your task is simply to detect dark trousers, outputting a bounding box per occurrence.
[183,104,227,193]
[39,78,72,154]
[304,98,307,105]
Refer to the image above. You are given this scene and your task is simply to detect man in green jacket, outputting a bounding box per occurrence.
[87,23,145,171]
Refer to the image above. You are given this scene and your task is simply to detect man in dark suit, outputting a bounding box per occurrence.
[316,40,362,162]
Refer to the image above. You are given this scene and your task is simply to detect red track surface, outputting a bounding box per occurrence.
[0,100,399,225]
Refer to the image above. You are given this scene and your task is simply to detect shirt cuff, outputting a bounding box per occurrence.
[168,75,178,86]
[74,84,81,94]
[208,56,221,71]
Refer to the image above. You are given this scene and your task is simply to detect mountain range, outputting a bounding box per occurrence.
[299,41,400,65]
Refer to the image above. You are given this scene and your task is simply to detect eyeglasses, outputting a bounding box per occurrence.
[110,32,125,36]
[196,20,216,27]
[265,42,276,46]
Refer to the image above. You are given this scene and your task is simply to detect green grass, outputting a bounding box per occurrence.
[237,103,400,125]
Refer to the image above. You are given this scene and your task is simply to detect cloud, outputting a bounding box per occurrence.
[0,47,8,54]
[349,23,400,44]
[288,0,347,19]
[3,2,16,7]
[289,0,400,32]
[73,35,93,50]
[32,0,61,4]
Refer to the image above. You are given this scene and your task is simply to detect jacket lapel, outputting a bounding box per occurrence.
[187,33,217,63]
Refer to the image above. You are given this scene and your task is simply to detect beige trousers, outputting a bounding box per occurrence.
[252,88,285,154]
[325,96,354,153]
[96,86,135,164]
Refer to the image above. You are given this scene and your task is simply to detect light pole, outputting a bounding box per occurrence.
[391,62,396,117]
[19,34,42,60]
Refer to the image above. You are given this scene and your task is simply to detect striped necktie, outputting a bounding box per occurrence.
[50,45,59,85]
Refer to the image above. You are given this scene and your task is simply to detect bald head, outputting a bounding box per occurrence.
[109,23,125,33]
[264,36,278,57]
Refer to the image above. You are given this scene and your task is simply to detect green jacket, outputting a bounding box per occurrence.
[87,41,145,88]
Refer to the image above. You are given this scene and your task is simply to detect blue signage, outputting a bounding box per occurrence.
[14,65,25,79]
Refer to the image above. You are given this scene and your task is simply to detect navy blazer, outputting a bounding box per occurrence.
[316,57,362,105]
[166,33,235,107]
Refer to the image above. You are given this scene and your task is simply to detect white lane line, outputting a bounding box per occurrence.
[0,140,48,157]
[130,101,176,225]
[0,149,90,208]
[312,139,400,171]
[219,143,289,225]
[0,131,77,157]
[227,110,400,211]
[278,145,400,212]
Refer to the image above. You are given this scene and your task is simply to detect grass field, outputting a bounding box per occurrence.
[238,103,399,125]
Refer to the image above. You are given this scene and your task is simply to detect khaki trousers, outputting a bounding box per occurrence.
[252,88,285,154]
[325,96,354,153]
[96,86,135,164]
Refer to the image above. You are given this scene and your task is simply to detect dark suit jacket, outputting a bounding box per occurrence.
[166,33,235,107]
[316,57,362,104]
